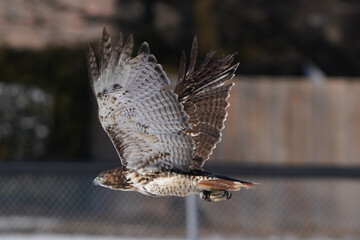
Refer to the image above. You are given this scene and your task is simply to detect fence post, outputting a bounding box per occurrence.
[186,194,198,240]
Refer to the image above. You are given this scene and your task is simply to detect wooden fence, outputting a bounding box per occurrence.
[213,77,360,166]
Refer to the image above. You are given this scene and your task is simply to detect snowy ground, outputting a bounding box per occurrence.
[0,235,179,240]
[0,234,358,240]
[0,216,358,240]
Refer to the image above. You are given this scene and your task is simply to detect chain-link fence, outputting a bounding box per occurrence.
[1,163,360,239]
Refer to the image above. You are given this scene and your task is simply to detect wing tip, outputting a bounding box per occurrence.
[188,35,198,73]
[177,50,187,84]
[102,26,110,37]
[86,44,94,57]
[86,44,99,82]
[127,34,134,45]
[138,42,150,55]
[101,27,111,46]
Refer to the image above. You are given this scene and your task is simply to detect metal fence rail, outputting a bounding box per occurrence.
[3,162,360,177]
[1,162,360,239]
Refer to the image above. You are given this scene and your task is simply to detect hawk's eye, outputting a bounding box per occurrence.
[99,174,106,182]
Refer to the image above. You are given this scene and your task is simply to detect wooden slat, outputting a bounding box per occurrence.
[212,77,360,166]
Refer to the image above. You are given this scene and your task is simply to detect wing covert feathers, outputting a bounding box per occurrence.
[88,28,238,172]
[175,37,239,170]
[87,27,194,172]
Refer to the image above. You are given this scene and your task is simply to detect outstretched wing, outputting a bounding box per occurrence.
[87,28,194,172]
[175,37,238,170]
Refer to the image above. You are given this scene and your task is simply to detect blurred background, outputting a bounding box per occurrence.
[1,0,360,239]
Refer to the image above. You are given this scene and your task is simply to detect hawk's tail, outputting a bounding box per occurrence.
[198,174,256,191]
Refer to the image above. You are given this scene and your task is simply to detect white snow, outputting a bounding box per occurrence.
[0,234,358,240]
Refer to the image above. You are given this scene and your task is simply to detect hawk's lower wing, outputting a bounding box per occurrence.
[87,28,194,172]
[174,37,238,170]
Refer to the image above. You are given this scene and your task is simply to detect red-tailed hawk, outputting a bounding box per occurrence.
[88,28,254,202]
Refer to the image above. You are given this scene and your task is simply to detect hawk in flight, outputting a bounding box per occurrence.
[89,28,254,202]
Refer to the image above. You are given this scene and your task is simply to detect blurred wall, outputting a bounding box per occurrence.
[1,0,360,77]
[1,0,360,163]
[0,0,194,52]
[213,77,360,166]
[0,0,116,49]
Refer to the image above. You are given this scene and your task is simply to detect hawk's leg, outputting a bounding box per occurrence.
[200,190,211,201]
[200,189,232,202]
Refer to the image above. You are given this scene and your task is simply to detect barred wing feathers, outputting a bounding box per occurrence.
[175,37,238,170]
[87,28,194,172]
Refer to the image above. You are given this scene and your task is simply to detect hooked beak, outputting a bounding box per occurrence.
[93,177,101,186]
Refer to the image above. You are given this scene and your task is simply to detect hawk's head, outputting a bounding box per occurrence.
[93,167,131,190]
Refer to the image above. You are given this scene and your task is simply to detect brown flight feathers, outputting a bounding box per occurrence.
[175,36,239,170]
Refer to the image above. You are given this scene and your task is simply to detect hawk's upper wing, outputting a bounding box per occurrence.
[174,37,238,170]
[87,28,194,172]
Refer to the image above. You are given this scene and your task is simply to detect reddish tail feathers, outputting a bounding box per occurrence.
[198,178,256,191]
